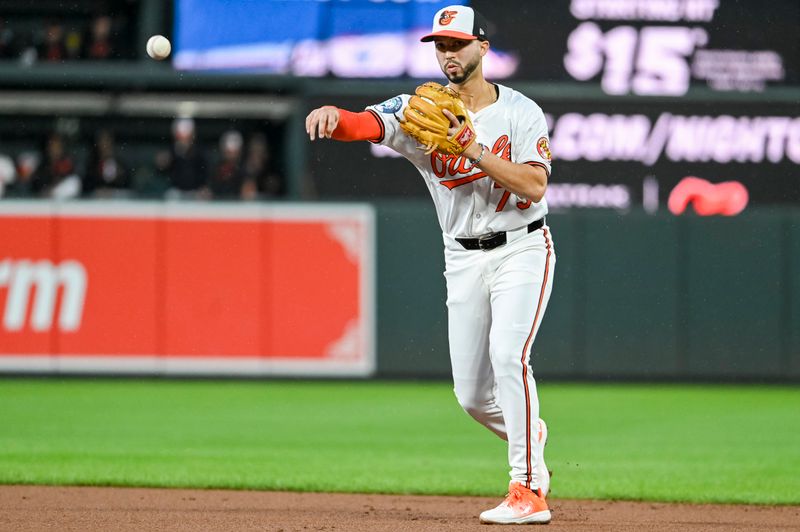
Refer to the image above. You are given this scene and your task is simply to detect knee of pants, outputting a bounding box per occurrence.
[489,328,536,378]
[453,385,494,419]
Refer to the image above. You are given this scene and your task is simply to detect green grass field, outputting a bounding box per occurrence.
[0,379,798,504]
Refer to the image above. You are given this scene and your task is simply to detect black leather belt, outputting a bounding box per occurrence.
[456,218,545,251]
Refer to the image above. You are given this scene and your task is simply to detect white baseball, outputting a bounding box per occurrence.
[146,35,171,60]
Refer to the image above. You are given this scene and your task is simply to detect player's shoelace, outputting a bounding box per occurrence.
[504,484,528,507]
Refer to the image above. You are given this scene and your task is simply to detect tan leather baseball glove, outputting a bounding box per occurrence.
[400,82,477,156]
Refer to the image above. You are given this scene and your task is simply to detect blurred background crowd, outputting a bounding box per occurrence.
[0,120,283,201]
[0,1,285,201]
[0,13,133,63]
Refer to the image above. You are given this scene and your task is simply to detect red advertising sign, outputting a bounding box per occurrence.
[0,202,374,376]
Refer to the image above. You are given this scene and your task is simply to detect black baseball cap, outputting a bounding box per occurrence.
[420,5,489,42]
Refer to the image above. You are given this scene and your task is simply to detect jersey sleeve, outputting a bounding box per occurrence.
[511,99,552,176]
[364,94,411,147]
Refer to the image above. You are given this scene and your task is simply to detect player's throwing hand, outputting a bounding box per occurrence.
[305,106,340,140]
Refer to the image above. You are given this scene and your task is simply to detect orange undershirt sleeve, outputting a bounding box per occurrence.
[331,108,385,143]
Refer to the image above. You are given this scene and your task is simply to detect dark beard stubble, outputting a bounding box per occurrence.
[444,55,480,84]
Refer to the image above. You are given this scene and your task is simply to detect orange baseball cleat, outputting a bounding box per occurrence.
[479,482,551,525]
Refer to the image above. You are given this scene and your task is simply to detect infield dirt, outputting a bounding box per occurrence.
[1,486,798,531]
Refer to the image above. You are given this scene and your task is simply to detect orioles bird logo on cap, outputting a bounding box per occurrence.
[439,10,458,25]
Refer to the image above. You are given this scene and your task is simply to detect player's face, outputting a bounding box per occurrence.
[434,38,482,84]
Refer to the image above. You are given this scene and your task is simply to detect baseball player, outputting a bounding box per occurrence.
[306,5,555,525]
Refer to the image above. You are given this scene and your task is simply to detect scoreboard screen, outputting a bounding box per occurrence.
[175,0,799,97]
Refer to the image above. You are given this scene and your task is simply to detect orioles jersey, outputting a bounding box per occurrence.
[367,83,552,238]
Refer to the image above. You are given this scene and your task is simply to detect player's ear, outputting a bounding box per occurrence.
[479,40,490,57]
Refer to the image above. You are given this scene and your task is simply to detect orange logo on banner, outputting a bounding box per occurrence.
[668,176,748,216]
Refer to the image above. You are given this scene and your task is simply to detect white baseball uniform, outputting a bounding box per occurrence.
[367,84,555,491]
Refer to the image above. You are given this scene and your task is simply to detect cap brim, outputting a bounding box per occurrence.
[420,30,478,42]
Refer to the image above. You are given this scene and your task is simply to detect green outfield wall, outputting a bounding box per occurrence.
[374,202,800,381]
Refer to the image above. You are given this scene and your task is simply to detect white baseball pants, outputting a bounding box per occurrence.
[443,225,555,490]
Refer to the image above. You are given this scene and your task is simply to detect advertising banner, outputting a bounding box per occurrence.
[0,202,375,376]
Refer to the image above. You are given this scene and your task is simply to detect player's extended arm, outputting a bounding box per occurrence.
[305,106,383,142]
[443,110,548,203]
